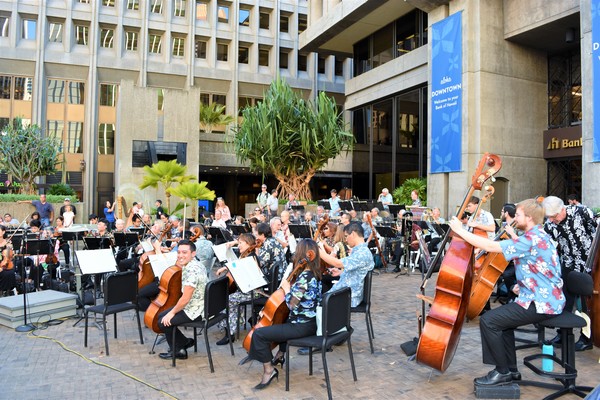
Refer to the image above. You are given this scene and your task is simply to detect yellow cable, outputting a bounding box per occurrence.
[28,331,179,400]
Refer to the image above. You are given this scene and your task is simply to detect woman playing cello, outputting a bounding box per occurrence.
[247,239,322,390]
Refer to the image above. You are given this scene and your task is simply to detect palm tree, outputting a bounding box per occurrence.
[199,102,235,134]
[167,181,216,221]
[232,78,354,200]
[139,160,196,211]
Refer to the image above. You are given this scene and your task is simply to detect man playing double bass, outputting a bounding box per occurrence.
[157,240,207,360]
[448,199,565,386]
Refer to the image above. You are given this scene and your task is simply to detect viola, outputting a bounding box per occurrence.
[416,153,502,372]
[313,216,330,275]
[144,265,183,333]
[243,254,313,353]
[0,242,14,271]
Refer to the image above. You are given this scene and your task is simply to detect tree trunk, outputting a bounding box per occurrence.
[273,170,316,201]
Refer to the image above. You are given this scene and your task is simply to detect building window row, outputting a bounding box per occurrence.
[353,9,427,77]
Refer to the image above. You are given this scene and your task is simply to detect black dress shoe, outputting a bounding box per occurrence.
[159,349,188,360]
[392,267,401,273]
[575,337,593,352]
[184,338,195,349]
[473,369,513,386]
[216,333,235,346]
[549,333,562,347]
[510,371,522,381]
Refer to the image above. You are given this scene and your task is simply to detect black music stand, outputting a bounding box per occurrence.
[388,204,405,217]
[229,225,250,236]
[61,230,86,311]
[84,237,112,250]
[290,205,305,212]
[317,200,331,210]
[288,224,312,239]
[353,201,369,212]
[16,239,54,332]
[129,227,145,237]
[339,200,354,212]
[207,227,233,245]
[113,232,139,248]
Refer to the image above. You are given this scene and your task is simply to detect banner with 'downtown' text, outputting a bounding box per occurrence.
[430,12,463,173]
[593,0,600,161]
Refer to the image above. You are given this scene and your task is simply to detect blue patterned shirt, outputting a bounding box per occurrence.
[333,242,374,307]
[285,270,322,324]
[499,225,564,315]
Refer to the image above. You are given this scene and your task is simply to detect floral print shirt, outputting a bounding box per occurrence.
[182,259,208,320]
[499,225,564,315]
[333,242,374,307]
[543,205,597,273]
[258,236,287,283]
[286,270,322,324]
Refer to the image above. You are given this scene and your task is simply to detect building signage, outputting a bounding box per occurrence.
[593,0,600,161]
[430,12,463,173]
[542,126,582,159]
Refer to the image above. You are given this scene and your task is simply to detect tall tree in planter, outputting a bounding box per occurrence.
[0,117,62,194]
[232,78,354,200]
[139,160,196,212]
[199,102,235,134]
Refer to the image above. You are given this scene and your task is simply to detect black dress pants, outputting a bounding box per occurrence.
[249,320,317,363]
[157,307,202,351]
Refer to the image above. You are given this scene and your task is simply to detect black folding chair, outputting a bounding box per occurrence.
[171,275,234,371]
[286,287,357,400]
[351,270,375,353]
[84,271,144,356]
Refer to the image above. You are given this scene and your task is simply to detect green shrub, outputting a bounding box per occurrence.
[47,183,76,197]
[392,177,427,206]
[0,194,78,203]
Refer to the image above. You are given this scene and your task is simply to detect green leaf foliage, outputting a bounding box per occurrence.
[47,183,76,196]
[199,102,235,134]
[0,117,62,194]
[0,194,78,203]
[139,160,196,211]
[392,177,427,206]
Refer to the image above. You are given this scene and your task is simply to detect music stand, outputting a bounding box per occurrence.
[207,227,233,245]
[62,229,86,312]
[84,237,112,250]
[113,232,139,247]
[338,200,353,212]
[229,225,250,236]
[353,201,369,212]
[16,239,54,332]
[388,204,405,217]
[129,227,145,237]
[290,205,305,213]
[317,200,331,210]
[288,224,312,239]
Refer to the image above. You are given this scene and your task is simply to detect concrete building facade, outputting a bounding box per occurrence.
[300,0,599,216]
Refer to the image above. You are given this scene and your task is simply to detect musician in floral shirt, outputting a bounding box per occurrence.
[449,199,564,386]
[256,222,286,287]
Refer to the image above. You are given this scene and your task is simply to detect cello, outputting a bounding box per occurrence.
[416,153,502,372]
[242,252,314,352]
[138,222,172,290]
[585,223,600,347]
[466,220,517,320]
[144,265,183,333]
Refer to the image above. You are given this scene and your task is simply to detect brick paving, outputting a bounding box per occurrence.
[1,267,598,400]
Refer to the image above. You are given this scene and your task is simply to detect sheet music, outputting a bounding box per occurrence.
[141,239,154,252]
[213,243,238,263]
[148,252,178,279]
[280,262,294,284]
[75,249,118,275]
[226,257,267,294]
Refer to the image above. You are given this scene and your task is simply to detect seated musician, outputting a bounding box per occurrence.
[466,196,496,239]
[191,225,214,264]
[2,213,19,227]
[302,211,317,230]
[340,212,351,227]
[53,216,70,267]
[0,225,16,296]
[157,240,207,360]
[256,222,286,286]
[127,214,142,231]
[431,207,445,224]
[215,233,259,345]
[248,239,322,390]
[448,199,564,386]
[211,210,227,229]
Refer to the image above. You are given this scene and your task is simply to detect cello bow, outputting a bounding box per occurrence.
[416,153,502,373]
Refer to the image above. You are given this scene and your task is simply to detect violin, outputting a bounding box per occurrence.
[0,242,14,271]
[313,216,331,275]
[189,226,203,242]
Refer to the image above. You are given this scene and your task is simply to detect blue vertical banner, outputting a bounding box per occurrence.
[593,0,600,161]
[430,12,463,173]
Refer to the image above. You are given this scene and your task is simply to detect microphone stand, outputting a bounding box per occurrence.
[11,213,35,332]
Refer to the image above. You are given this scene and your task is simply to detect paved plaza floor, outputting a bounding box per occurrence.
[1,267,598,400]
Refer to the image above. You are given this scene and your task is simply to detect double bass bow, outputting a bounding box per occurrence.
[366,213,386,270]
[416,153,502,372]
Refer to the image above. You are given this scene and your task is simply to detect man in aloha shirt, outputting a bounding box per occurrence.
[319,222,374,307]
[157,240,208,360]
[449,198,564,386]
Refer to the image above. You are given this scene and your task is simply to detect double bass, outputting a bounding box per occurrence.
[243,253,314,352]
[416,153,502,372]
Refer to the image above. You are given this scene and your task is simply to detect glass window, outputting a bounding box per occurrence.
[218,5,229,23]
[239,8,250,26]
[77,0,90,3]
[100,28,114,48]
[298,14,307,33]
[396,90,420,149]
[150,0,163,14]
[259,46,269,67]
[158,89,164,111]
[280,14,289,33]
[98,123,115,155]
[127,0,139,10]
[298,53,307,72]
[318,55,326,74]
[68,82,85,104]
[125,30,138,51]
[0,118,10,131]
[47,120,64,152]
[75,25,88,46]
[195,39,207,58]
[238,96,252,116]
[354,37,370,76]
[217,43,228,61]
[259,10,270,30]
[373,24,393,68]
[373,99,393,146]
[48,22,63,43]
[335,57,344,77]
[239,46,249,64]
[47,79,65,103]
[67,122,83,153]
[172,37,185,57]
[196,1,208,21]
[200,93,209,105]
[102,0,115,6]
[213,94,226,106]
[22,19,37,40]
[0,76,11,99]
[149,33,162,54]
[396,12,417,55]
[99,84,117,107]
[14,77,33,101]
[174,0,186,17]
[279,49,289,69]
[1,16,10,37]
